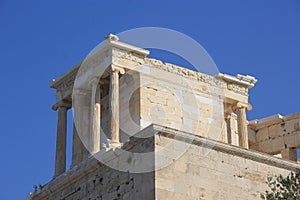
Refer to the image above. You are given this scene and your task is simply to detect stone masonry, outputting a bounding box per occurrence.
[28,34,300,200]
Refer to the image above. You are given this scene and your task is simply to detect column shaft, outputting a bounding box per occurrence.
[109,69,120,145]
[90,82,101,153]
[225,114,232,144]
[237,107,248,148]
[54,106,68,177]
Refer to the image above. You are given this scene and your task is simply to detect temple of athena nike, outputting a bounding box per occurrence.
[28,34,300,200]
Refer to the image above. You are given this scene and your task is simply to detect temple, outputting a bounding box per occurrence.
[28,34,300,200]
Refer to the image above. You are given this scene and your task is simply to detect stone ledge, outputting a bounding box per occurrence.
[217,73,257,89]
[250,112,300,130]
[31,124,300,199]
[149,124,300,171]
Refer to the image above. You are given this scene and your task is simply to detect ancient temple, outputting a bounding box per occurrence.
[28,34,300,200]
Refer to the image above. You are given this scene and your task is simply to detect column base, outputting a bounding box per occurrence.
[109,142,122,149]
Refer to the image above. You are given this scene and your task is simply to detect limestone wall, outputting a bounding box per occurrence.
[30,125,299,200]
[31,161,154,200]
[156,140,287,199]
[115,64,241,146]
[249,112,300,155]
[139,65,226,143]
[98,63,241,146]
[153,126,297,200]
[31,132,156,200]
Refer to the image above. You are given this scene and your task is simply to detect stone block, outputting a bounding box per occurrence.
[255,127,269,142]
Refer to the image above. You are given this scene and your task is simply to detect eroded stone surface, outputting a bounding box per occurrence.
[31,125,298,200]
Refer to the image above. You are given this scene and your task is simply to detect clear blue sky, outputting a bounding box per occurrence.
[0,1,299,199]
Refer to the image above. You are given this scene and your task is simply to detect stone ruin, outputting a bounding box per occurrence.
[28,34,300,200]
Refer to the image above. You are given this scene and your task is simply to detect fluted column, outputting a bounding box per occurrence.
[236,103,248,148]
[109,65,125,146]
[225,113,232,144]
[53,100,70,177]
[89,78,101,154]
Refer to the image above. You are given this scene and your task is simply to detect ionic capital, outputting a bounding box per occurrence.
[224,103,233,120]
[110,64,125,75]
[233,102,252,111]
[52,100,72,111]
[225,113,232,120]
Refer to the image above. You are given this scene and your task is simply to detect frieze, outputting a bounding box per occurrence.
[112,48,144,65]
[143,58,250,96]
[227,83,248,96]
[56,71,77,93]
[54,49,249,97]
[112,50,249,95]
[144,58,227,88]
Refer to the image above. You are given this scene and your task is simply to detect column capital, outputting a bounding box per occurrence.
[236,104,249,148]
[110,64,125,75]
[224,103,233,120]
[225,113,232,121]
[233,102,252,111]
[52,100,72,111]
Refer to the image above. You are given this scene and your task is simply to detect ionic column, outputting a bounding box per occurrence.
[53,100,70,177]
[109,65,125,146]
[281,148,297,162]
[225,113,232,144]
[235,103,249,148]
[89,78,101,154]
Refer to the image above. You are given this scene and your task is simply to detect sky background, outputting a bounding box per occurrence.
[0,1,300,199]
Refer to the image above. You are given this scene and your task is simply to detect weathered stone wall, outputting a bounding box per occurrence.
[32,163,154,200]
[108,64,241,146]
[156,140,287,199]
[139,65,228,143]
[31,130,156,200]
[249,112,300,155]
[153,126,297,200]
[31,125,299,200]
